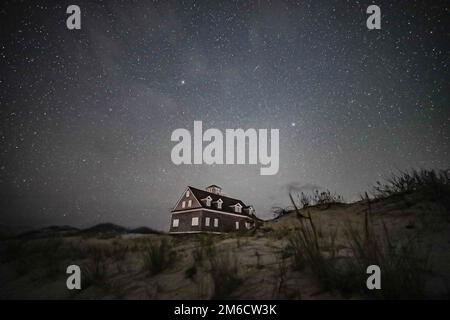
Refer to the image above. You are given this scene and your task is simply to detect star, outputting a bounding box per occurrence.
[0,1,448,231]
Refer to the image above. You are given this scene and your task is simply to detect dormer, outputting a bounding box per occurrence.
[231,202,243,213]
[206,185,222,195]
[201,195,213,207]
[245,205,255,216]
[213,198,223,209]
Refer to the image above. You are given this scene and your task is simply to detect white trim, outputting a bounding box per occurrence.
[171,207,252,218]
[172,219,179,227]
[171,187,202,211]
[191,217,199,226]
[201,195,212,207]
[207,185,222,194]
[230,202,243,208]
[205,217,210,226]
[214,198,223,209]
[214,218,219,227]
[171,187,190,211]
[231,202,243,213]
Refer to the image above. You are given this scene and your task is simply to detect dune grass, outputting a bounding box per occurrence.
[372,168,450,207]
[142,238,177,276]
[207,246,242,299]
[286,191,430,299]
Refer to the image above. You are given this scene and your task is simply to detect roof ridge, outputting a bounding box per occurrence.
[188,186,245,203]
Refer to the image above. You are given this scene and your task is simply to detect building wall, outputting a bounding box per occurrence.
[169,210,203,233]
[172,188,202,211]
[169,209,254,233]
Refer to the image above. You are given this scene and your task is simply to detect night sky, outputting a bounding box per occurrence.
[1,0,449,230]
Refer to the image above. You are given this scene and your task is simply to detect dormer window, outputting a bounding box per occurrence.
[202,196,212,207]
[216,198,223,209]
[233,203,242,213]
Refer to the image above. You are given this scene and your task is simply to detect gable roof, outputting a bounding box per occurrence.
[172,186,252,216]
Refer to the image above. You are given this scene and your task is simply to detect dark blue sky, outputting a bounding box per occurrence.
[1,0,449,230]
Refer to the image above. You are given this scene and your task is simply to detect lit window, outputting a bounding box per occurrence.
[235,221,239,230]
[192,217,199,226]
[214,218,219,227]
[172,219,179,228]
[205,217,210,227]
[182,201,186,208]
[188,199,192,207]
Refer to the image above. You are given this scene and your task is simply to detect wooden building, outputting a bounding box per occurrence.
[169,185,257,234]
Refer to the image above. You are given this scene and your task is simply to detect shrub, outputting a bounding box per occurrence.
[372,169,450,208]
[185,265,197,279]
[142,239,176,275]
[83,245,109,287]
[272,206,292,219]
[344,210,430,299]
[286,191,430,298]
[192,234,215,265]
[292,190,344,209]
[286,209,340,291]
[209,249,242,299]
[39,237,64,278]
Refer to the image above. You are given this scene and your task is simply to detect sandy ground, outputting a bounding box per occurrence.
[0,192,449,299]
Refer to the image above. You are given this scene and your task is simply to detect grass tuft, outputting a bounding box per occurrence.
[142,239,176,275]
[285,191,430,299]
[208,248,242,299]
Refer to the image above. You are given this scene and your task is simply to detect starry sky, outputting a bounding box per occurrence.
[1,0,449,230]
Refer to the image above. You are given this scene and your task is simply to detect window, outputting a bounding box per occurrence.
[205,217,210,227]
[217,199,223,209]
[182,201,186,208]
[235,204,242,213]
[186,190,190,197]
[188,199,192,207]
[235,221,240,230]
[214,218,219,227]
[192,217,199,226]
[204,196,212,207]
[172,219,179,228]
[245,222,251,229]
